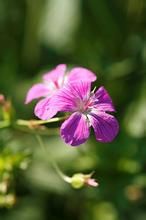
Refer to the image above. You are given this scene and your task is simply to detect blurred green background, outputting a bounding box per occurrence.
[0,0,146,219]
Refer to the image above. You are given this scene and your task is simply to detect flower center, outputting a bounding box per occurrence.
[54,81,60,89]
[75,92,98,114]
[76,96,94,113]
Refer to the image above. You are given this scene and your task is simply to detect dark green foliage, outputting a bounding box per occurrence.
[0,0,146,219]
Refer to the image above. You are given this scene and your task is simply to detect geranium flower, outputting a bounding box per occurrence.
[51,81,119,146]
[25,64,96,120]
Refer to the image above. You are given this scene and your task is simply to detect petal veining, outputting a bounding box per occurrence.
[60,112,90,146]
[94,86,115,112]
[89,111,119,142]
[53,82,92,112]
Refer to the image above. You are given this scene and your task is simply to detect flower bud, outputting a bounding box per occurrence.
[69,172,99,189]
[71,173,85,189]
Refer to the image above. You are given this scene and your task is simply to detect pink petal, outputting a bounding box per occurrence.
[34,97,58,120]
[43,64,66,82]
[60,112,90,146]
[68,67,97,82]
[53,82,91,112]
[25,84,49,104]
[89,112,119,143]
[67,81,91,101]
[94,86,115,112]
[86,179,98,187]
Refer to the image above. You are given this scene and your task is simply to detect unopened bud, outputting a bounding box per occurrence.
[71,174,85,189]
[69,172,99,189]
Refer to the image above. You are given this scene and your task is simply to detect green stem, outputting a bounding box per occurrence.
[14,124,59,136]
[0,115,67,136]
[16,115,67,127]
[35,134,70,183]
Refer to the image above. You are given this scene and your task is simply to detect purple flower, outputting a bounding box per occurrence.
[52,82,119,146]
[25,64,96,120]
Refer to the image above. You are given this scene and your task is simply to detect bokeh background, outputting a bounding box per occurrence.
[0,0,146,219]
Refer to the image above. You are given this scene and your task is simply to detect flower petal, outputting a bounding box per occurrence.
[60,112,90,146]
[68,67,97,82]
[53,82,91,112]
[94,86,115,112]
[25,84,49,104]
[86,179,98,187]
[89,112,119,142]
[43,64,66,83]
[34,97,58,120]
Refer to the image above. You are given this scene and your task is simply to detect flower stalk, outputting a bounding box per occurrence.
[16,115,68,128]
[35,134,98,189]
